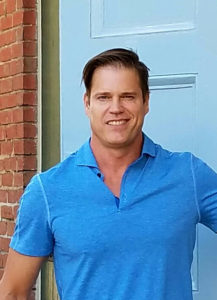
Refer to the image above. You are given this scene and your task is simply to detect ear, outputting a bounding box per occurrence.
[83,93,90,117]
[143,92,149,115]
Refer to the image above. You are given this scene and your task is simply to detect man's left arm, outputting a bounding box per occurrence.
[192,154,217,232]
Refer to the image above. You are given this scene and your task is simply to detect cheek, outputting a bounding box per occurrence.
[88,109,102,124]
[91,105,107,118]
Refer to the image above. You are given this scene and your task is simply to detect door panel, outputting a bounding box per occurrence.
[60,1,217,298]
[91,0,196,37]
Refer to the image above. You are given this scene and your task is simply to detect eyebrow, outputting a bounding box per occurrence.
[94,92,111,97]
[93,91,137,97]
[120,92,137,96]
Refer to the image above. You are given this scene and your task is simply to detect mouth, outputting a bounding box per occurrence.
[106,119,129,126]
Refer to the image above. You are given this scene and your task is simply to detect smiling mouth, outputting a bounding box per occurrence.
[106,120,128,126]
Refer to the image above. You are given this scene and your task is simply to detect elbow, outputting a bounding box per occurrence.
[0,279,29,300]
[0,294,28,300]
[0,288,28,300]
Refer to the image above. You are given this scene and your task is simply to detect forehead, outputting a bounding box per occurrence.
[90,65,141,92]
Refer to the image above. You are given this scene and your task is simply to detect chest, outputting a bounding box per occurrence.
[50,169,198,258]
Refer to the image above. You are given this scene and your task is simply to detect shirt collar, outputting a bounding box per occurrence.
[141,133,156,157]
[75,133,156,167]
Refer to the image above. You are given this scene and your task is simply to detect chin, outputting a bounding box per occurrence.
[105,138,130,148]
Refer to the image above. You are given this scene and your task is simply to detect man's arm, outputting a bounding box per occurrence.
[0,248,47,300]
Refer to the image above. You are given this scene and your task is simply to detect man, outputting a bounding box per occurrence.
[0,48,217,300]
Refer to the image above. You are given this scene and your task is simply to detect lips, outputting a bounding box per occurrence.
[106,119,128,126]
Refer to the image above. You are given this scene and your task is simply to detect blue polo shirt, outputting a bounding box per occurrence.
[10,135,217,300]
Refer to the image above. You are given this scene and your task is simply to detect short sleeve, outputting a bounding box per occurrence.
[191,154,217,232]
[10,174,54,256]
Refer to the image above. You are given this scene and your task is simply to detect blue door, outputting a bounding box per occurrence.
[60,1,217,298]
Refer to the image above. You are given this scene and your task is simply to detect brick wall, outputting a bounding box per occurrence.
[0,0,38,289]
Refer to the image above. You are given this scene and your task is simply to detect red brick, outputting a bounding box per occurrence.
[0,110,13,125]
[0,30,16,47]
[10,58,24,75]
[0,96,10,110]
[0,47,12,63]
[23,10,36,25]
[5,125,17,139]
[6,0,16,13]
[0,2,5,16]
[1,206,14,220]
[15,123,36,138]
[7,222,15,236]
[24,107,36,121]
[0,254,8,268]
[16,0,23,9]
[0,92,23,110]
[13,10,23,26]
[16,27,23,41]
[2,172,13,186]
[12,107,23,123]
[6,123,29,139]
[0,78,13,93]
[15,157,24,170]
[0,237,10,251]
[13,139,36,155]
[3,157,16,170]
[23,41,36,56]
[24,123,37,138]
[13,205,19,218]
[17,0,36,9]
[0,221,7,235]
[8,189,23,203]
[12,43,23,58]
[24,139,37,154]
[12,74,23,90]
[23,25,36,40]
[0,127,6,140]
[0,160,3,171]
[24,57,37,72]
[23,170,35,186]
[1,15,13,30]
[23,0,36,8]
[13,172,23,186]
[23,91,36,105]
[0,63,10,78]
[23,74,37,90]
[1,141,13,155]
[2,157,10,170]
[9,92,23,107]
[0,190,8,203]
[17,155,36,170]
[13,139,23,154]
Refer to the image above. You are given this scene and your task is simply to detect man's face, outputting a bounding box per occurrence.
[84,65,149,149]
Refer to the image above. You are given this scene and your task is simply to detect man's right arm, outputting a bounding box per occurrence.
[0,248,47,300]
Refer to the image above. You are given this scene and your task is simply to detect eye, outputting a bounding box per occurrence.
[97,95,110,101]
[122,95,135,100]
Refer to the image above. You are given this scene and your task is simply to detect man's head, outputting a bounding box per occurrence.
[82,49,150,151]
[82,48,149,102]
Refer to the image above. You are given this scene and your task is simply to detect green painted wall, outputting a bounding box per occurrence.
[42,0,60,171]
[41,0,60,299]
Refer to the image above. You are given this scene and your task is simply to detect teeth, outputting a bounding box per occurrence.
[107,120,126,125]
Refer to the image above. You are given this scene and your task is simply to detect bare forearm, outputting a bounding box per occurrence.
[0,249,45,300]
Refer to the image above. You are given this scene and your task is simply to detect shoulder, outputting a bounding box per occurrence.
[39,141,89,186]
[40,152,78,180]
[154,142,193,166]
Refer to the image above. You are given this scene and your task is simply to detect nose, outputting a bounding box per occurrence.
[109,97,124,114]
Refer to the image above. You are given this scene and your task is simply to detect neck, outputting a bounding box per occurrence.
[90,134,143,173]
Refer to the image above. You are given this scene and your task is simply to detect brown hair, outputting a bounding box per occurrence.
[82,48,150,101]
